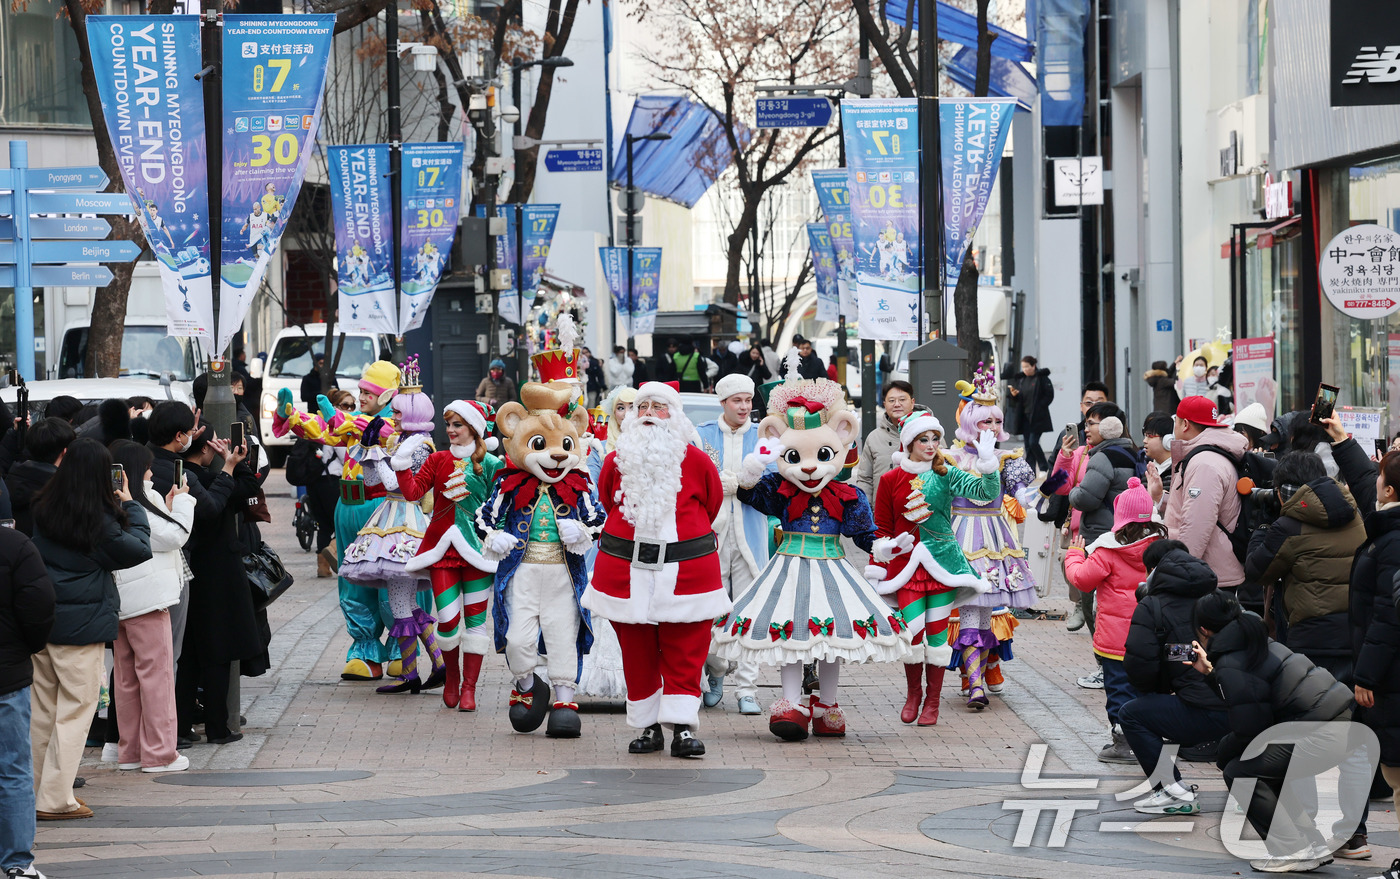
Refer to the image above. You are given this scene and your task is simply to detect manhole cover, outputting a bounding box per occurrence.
[152,769,372,787]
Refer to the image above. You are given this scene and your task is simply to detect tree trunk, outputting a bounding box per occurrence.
[507,0,582,203]
[953,250,980,363]
[723,195,759,310]
[64,0,148,379]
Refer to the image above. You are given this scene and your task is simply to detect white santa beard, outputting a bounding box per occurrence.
[614,420,685,534]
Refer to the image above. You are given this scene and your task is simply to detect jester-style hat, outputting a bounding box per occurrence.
[968,361,998,404]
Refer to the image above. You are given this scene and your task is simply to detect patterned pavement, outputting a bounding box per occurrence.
[34,472,1399,878]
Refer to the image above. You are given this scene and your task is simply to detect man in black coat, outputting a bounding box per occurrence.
[1117,541,1228,816]
[5,418,75,538]
[301,354,326,410]
[0,525,55,878]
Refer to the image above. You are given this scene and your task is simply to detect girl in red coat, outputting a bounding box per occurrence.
[1063,477,1165,763]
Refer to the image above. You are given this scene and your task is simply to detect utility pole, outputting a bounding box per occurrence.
[854,1,877,440]
[917,0,944,341]
[200,9,235,439]
[386,3,406,363]
[622,131,670,351]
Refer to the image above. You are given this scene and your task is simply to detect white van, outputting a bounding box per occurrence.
[256,324,393,460]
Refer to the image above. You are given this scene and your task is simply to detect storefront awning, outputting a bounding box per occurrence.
[1219,215,1301,257]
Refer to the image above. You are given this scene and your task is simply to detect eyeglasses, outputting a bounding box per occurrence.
[1085,419,1102,427]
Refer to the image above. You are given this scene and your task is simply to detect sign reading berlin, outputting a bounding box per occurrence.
[1318,223,1400,319]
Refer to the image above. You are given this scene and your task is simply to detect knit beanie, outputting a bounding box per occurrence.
[1112,477,1155,532]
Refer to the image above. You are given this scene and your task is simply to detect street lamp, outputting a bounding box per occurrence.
[623,131,670,351]
[507,56,573,382]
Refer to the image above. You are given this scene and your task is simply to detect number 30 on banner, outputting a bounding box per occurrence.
[251,134,300,167]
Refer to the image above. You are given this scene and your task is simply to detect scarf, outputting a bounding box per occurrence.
[775,478,858,524]
[496,466,590,512]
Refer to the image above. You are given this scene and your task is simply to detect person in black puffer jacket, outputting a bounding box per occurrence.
[28,438,151,820]
[1352,452,1400,826]
[1193,591,1358,870]
[1117,541,1228,815]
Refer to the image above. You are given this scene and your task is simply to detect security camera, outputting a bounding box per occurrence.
[410,44,439,73]
[500,104,521,125]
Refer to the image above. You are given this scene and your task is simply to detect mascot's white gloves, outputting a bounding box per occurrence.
[863,563,902,598]
[871,532,915,563]
[484,529,516,560]
[390,433,429,471]
[973,428,1001,474]
[555,518,594,554]
[719,470,739,497]
[740,439,785,489]
[1014,483,1044,508]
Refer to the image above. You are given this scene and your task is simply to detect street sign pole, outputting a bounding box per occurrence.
[200,9,236,447]
[10,141,33,381]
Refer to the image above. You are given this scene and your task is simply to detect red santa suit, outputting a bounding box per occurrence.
[582,394,727,733]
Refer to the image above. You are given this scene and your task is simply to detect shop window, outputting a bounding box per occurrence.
[0,0,89,127]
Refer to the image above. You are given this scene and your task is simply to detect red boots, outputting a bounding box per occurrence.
[810,696,846,737]
[442,648,461,709]
[459,652,483,712]
[901,664,923,724]
[918,665,945,726]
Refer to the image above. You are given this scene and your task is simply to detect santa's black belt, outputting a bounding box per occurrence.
[600,532,718,570]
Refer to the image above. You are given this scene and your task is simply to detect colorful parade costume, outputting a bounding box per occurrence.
[394,399,503,710]
[582,382,726,758]
[712,367,909,742]
[478,375,604,739]
[338,363,445,694]
[272,359,422,680]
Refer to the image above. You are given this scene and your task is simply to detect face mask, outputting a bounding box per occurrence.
[1161,434,1173,452]
[178,433,193,454]
[1193,365,1206,377]
[490,369,503,380]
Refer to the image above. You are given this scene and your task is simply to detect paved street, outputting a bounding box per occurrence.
[36,472,1398,878]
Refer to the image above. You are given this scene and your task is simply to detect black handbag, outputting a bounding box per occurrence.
[245,542,294,610]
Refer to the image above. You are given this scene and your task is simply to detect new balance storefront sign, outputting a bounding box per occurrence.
[1331,0,1400,106]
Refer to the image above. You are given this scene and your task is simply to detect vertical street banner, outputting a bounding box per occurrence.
[1231,336,1277,418]
[487,204,560,327]
[941,97,1015,280]
[86,16,214,346]
[219,14,334,352]
[806,224,840,322]
[598,247,662,336]
[327,145,396,336]
[811,169,859,322]
[840,99,920,340]
[398,143,465,334]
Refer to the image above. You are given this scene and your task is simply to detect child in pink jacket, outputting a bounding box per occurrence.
[1063,477,1166,763]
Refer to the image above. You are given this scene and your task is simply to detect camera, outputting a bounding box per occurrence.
[1251,487,1281,516]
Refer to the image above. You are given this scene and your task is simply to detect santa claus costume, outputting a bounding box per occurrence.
[392,399,504,710]
[338,364,445,694]
[581,382,726,758]
[711,375,910,742]
[868,413,1000,723]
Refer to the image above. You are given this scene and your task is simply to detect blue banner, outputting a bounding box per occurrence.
[86,16,214,346]
[218,14,334,351]
[941,98,1015,278]
[598,246,662,337]
[807,224,840,323]
[1037,0,1089,126]
[810,169,859,322]
[480,204,560,327]
[840,100,920,341]
[399,143,465,334]
[328,145,396,336]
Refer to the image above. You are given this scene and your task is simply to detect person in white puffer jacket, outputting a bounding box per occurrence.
[107,440,196,773]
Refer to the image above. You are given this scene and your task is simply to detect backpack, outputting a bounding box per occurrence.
[1098,444,1150,482]
[1174,444,1274,562]
[283,438,325,487]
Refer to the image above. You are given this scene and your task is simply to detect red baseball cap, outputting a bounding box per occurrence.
[1176,395,1227,428]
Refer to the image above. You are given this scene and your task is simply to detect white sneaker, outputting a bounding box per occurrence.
[117,761,141,771]
[1077,669,1105,689]
[141,754,189,773]
[5,865,48,879]
[1133,786,1200,815]
[1249,850,1329,873]
[100,743,118,763]
[987,682,1004,694]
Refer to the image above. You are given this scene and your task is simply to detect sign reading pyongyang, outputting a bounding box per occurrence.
[1319,223,1400,320]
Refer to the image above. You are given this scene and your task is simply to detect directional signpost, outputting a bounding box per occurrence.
[544,148,605,173]
[1,140,136,379]
[755,96,834,129]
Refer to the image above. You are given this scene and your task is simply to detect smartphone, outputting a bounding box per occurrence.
[1166,642,1195,663]
[1310,383,1340,424]
[110,463,125,492]
[1064,423,1079,448]
[173,459,184,489]
[1377,438,1389,457]
[230,421,246,449]
[0,519,17,529]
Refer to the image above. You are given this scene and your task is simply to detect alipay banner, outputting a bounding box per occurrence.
[86,16,215,346]
[599,246,629,326]
[941,97,1014,278]
[810,169,859,322]
[398,143,465,334]
[327,145,396,336]
[219,14,334,352]
[485,204,560,327]
[807,224,840,323]
[598,247,662,336]
[840,99,920,340]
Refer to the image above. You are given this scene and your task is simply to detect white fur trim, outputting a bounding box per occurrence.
[635,381,683,411]
[899,458,932,474]
[449,441,476,460]
[715,373,755,401]
[1085,530,1158,554]
[926,642,954,667]
[482,528,515,561]
[460,632,491,655]
[484,436,500,452]
[973,456,1001,475]
[403,528,499,573]
[582,580,733,625]
[864,564,888,583]
[874,541,990,601]
[658,693,702,728]
[626,687,662,729]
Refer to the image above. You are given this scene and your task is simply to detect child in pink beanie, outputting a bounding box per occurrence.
[1064,476,1166,763]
